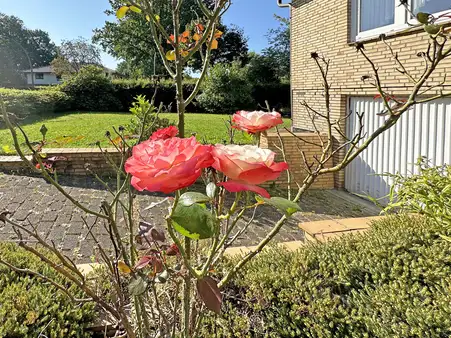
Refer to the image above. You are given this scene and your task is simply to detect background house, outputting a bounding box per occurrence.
[288,0,451,201]
[22,66,117,86]
[22,66,61,85]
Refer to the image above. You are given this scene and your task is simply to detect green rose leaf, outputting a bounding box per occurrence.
[416,12,430,24]
[206,182,217,199]
[424,24,440,35]
[260,197,301,217]
[179,192,211,207]
[128,276,148,296]
[171,203,215,239]
[156,270,169,283]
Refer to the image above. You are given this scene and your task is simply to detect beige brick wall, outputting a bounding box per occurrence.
[290,0,451,188]
[43,148,121,175]
[260,131,335,189]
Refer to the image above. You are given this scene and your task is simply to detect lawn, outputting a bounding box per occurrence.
[0,112,291,154]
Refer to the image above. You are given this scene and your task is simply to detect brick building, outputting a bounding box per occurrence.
[281,0,451,200]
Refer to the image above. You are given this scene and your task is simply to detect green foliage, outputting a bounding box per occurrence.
[0,243,95,337]
[0,87,71,116]
[385,158,451,227]
[263,15,290,80]
[127,95,174,140]
[53,37,102,75]
[197,62,254,114]
[246,52,280,85]
[201,215,451,337]
[93,0,248,76]
[0,13,57,85]
[112,78,198,112]
[61,65,122,111]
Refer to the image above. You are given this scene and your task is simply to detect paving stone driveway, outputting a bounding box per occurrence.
[0,173,381,263]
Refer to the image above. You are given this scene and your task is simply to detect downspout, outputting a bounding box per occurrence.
[276,0,293,129]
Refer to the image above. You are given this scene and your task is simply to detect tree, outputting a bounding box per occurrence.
[0,13,57,85]
[246,52,280,84]
[93,0,248,76]
[51,37,102,76]
[263,15,290,80]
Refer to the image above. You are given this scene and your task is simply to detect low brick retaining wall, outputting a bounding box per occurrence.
[0,132,335,189]
[43,148,121,175]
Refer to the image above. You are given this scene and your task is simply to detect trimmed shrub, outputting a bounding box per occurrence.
[201,215,451,337]
[197,62,254,114]
[0,243,96,337]
[0,88,71,116]
[61,65,122,111]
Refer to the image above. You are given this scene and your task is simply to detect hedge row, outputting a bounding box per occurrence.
[0,79,290,115]
[0,243,95,337]
[0,88,71,116]
[201,215,451,337]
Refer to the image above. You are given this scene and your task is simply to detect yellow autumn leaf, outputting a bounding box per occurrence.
[166,50,176,61]
[116,6,129,19]
[118,261,132,274]
[211,39,218,50]
[181,50,189,57]
[129,5,142,13]
[146,15,151,22]
[214,30,223,39]
[155,15,160,22]
[193,33,201,41]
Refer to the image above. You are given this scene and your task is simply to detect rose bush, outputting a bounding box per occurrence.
[232,110,283,134]
[212,144,288,198]
[124,136,214,193]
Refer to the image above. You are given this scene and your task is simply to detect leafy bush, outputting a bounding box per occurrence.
[112,79,197,113]
[246,53,280,85]
[201,215,451,337]
[0,243,95,337]
[0,88,71,116]
[386,158,451,227]
[61,65,122,111]
[197,62,254,114]
[126,95,175,140]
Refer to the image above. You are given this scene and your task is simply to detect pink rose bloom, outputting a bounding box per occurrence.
[232,110,283,134]
[150,126,178,141]
[125,137,214,194]
[212,144,288,198]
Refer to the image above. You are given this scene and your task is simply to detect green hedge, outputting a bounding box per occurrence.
[201,215,451,337]
[0,88,71,116]
[0,243,95,337]
[0,78,290,115]
[112,79,199,113]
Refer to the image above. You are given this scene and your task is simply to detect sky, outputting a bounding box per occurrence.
[0,0,289,69]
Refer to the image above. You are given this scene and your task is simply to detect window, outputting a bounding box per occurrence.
[412,0,450,15]
[360,0,395,32]
[353,0,451,41]
[35,73,44,80]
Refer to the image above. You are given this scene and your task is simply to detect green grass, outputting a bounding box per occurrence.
[0,111,291,154]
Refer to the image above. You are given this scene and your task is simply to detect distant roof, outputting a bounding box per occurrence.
[21,66,54,73]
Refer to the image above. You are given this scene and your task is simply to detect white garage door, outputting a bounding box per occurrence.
[345,97,451,202]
